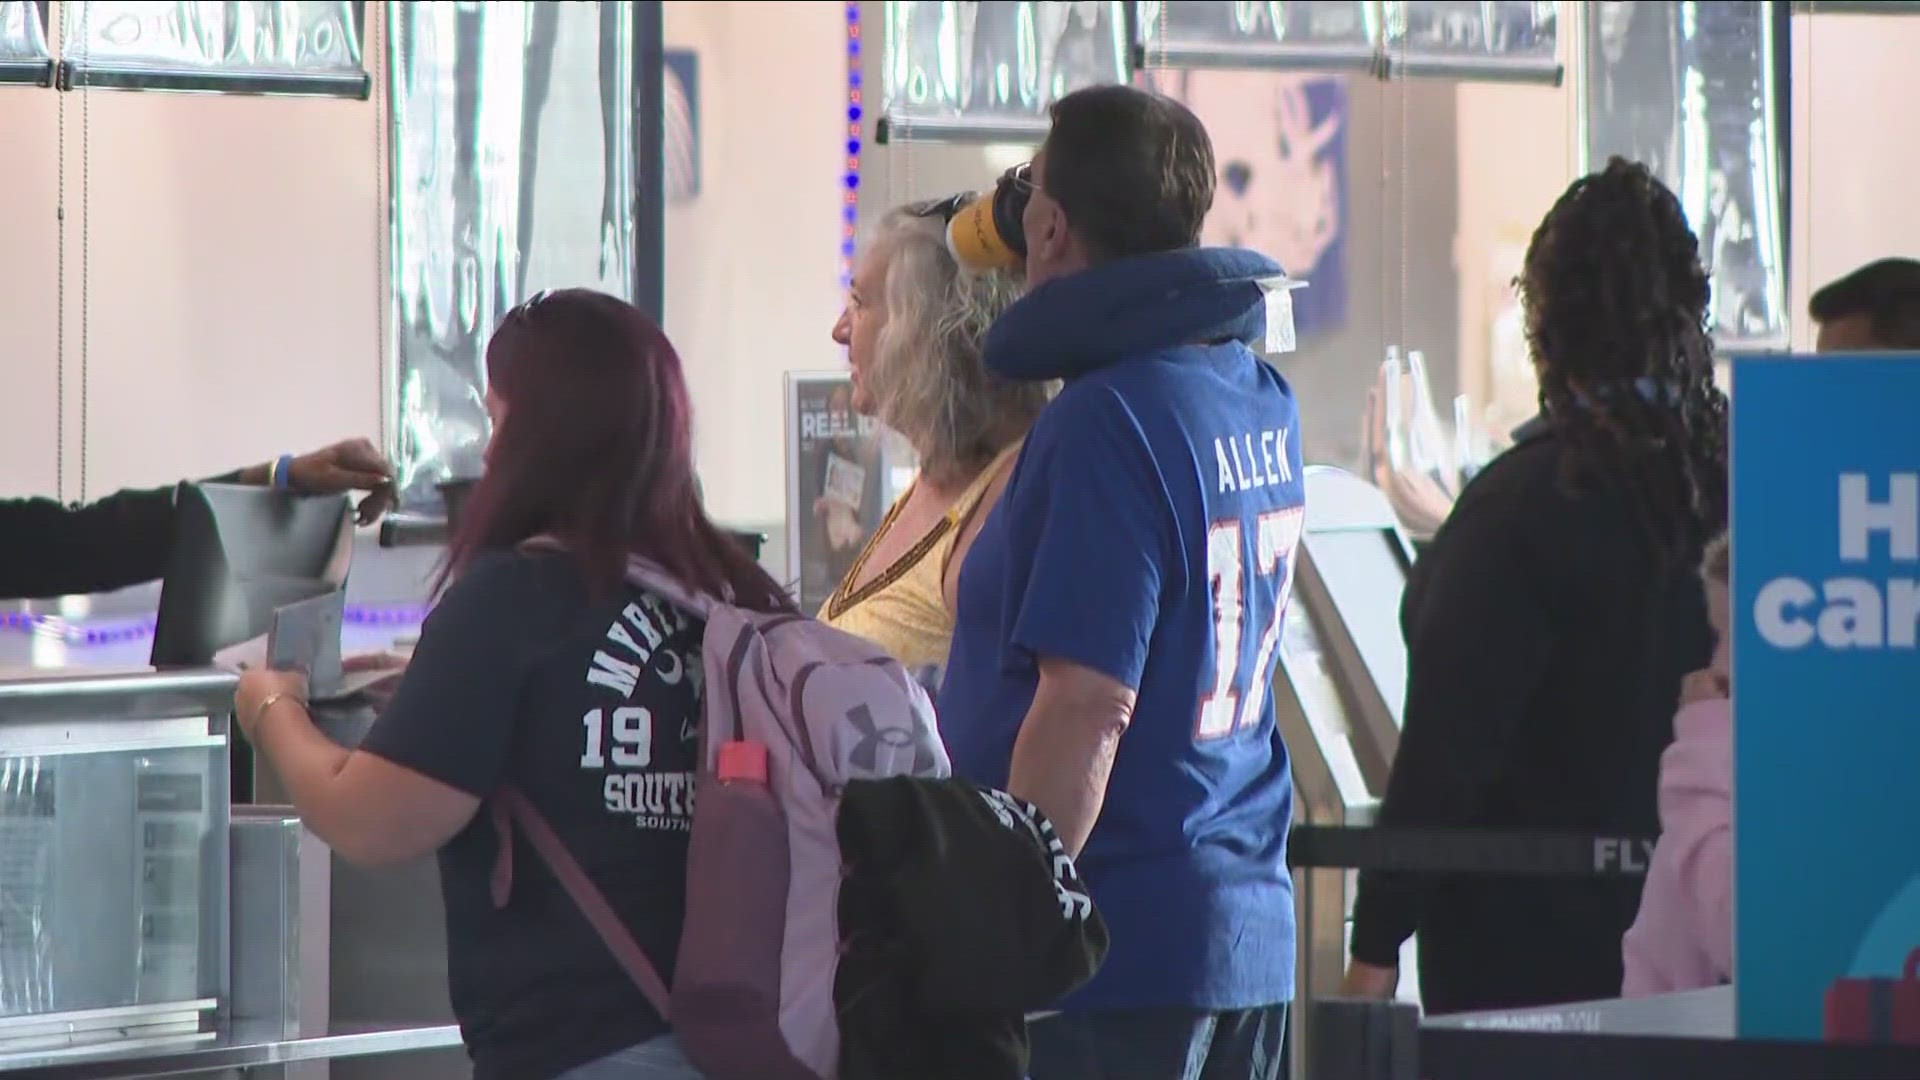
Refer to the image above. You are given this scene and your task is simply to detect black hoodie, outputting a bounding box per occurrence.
[0,474,241,600]
[836,777,1109,1079]
[1348,420,1713,1013]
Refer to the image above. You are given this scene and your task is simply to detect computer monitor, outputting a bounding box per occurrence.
[1300,527,1412,728]
[149,484,355,670]
[1286,467,1418,789]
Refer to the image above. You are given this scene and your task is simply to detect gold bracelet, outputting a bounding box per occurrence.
[251,691,302,730]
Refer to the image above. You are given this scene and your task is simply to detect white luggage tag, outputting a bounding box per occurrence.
[1258,276,1308,356]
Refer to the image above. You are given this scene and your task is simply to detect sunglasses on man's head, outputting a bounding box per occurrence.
[909,192,971,224]
[909,163,1036,225]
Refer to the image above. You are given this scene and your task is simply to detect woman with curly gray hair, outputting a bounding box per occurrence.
[823,195,1054,684]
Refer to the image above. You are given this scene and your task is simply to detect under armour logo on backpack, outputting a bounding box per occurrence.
[845,704,938,775]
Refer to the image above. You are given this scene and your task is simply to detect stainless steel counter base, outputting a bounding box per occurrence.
[0,1020,462,1078]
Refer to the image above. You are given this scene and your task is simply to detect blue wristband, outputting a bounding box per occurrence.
[273,453,296,491]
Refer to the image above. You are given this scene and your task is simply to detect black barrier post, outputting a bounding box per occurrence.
[1308,1000,1419,1080]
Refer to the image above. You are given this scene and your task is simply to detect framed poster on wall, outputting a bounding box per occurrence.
[784,372,917,616]
[663,48,699,201]
[1145,67,1349,336]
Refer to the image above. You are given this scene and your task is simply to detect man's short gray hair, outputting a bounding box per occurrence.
[865,202,1054,484]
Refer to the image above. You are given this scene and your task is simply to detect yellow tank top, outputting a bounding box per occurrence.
[819,442,1022,671]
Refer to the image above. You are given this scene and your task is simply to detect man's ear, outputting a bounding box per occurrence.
[1035,202,1072,264]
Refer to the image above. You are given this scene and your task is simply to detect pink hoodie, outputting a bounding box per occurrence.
[1621,696,1733,996]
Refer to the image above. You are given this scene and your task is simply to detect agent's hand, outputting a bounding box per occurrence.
[289,438,399,525]
[343,652,408,675]
[1679,668,1729,708]
[343,652,408,713]
[236,668,310,742]
[1341,960,1400,1000]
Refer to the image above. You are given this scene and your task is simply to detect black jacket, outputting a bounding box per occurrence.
[0,473,239,601]
[836,778,1109,1080]
[1348,421,1713,1014]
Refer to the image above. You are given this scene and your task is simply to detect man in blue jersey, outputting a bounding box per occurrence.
[938,84,1305,1080]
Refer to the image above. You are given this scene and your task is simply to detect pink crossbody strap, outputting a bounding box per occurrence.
[489,786,672,1017]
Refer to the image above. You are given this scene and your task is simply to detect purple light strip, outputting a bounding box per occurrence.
[9,603,429,646]
[842,2,861,292]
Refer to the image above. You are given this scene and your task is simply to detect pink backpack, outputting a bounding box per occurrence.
[490,556,949,1079]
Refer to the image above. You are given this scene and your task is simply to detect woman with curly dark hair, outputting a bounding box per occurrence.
[1341,158,1725,1013]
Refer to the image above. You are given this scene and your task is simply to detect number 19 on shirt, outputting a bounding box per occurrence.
[1197,507,1305,740]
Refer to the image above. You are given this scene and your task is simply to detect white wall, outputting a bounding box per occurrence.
[1790,11,1920,351]
[0,20,383,501]
[1452,79,1574,427]
[665,0,847,527]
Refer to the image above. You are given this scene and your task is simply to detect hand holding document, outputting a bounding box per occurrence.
[213,592,407,705]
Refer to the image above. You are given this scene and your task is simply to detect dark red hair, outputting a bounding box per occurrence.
[442,288,793,612]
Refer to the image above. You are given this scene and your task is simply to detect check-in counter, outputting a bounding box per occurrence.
[249,702,468,1080]
[0,668,462,1078]
[1276,467,1419,1078]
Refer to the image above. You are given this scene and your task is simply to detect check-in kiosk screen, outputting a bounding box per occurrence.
[1304,529,1409,726]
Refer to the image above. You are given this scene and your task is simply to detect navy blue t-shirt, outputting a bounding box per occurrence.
[358,550,704,1080]
[939,343,1305,1012]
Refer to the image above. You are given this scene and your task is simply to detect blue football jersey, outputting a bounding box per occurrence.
[939,341,1305,1011]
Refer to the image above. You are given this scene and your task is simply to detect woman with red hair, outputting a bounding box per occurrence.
[236,289,789,1079]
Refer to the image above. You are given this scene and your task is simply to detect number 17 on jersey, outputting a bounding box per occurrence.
[1197,506,1306,740]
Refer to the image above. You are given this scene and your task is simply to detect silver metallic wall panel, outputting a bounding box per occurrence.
[879,1,1131,143]
[1381,1,1561,83]
[61,1,368,96]
[1583,1,1788,349]
[386,1,636,507]
[1137,1,1380,73]
[0,1,51,85]
[1791,1,1920,11]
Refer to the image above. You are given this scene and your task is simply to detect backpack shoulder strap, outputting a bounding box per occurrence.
[625,556,719,618]
[490,787,672,1017]
[516,538,718,620]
